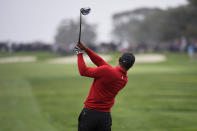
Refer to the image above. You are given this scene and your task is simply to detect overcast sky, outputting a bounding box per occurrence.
[0,0,187,43]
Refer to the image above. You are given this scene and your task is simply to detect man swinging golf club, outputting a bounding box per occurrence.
[74,42,135,131]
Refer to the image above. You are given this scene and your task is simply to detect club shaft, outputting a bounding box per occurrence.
[78,12,82,43]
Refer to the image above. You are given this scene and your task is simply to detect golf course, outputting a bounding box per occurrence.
[0,52,197,131]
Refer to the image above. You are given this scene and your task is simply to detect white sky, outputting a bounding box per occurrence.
[0,0,187,43]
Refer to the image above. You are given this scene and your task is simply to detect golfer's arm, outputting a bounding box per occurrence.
[85,48,109,67]
[77,53,105,78]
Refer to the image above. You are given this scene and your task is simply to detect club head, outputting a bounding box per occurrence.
[80,7,91,15]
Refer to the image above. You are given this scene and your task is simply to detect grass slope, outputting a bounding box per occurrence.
[0,52,197,131]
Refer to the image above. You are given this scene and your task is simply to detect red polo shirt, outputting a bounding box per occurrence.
[77,48,128,112]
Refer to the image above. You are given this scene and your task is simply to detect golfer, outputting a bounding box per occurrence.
[74,42,135,131]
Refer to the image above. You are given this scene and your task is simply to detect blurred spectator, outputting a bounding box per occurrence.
[180,37,187,52]
[7,42,13,54]
[187,43,195,59]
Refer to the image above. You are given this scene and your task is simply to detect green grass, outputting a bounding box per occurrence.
[0,52,197,131]
[0,51,61,61]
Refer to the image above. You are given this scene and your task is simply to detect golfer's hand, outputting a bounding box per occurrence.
[76,42,87,50]
[74,46,83,54]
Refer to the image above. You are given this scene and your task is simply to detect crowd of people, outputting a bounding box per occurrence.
[0,41,52,53]
[0,40,197,59]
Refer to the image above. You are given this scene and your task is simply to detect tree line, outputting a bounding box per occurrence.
[112,0,197,52]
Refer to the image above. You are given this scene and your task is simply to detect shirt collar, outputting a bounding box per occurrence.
[116,66,127,75]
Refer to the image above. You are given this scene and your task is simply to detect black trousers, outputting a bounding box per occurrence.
[78,108,112,131]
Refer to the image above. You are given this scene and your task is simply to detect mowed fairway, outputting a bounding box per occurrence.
[0,52,197,131]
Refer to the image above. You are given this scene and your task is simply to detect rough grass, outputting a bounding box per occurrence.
[0,52,197,131]
[0,51,60,61]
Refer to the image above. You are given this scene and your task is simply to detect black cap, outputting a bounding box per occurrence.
[119,52,135,70]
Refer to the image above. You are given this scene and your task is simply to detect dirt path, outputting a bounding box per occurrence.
[135,54,166,63]
[48,54,166,64]
[48,54,112,64]
[0,54,166,64]
[0,56,36,64]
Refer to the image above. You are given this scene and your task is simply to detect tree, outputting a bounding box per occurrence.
[112,2,197,48]
[160,5,197,41]
[55,19,97,46]
[188,0,197,7]
[112,8,163,46]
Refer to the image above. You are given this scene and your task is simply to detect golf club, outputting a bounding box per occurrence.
[78,7,91,43]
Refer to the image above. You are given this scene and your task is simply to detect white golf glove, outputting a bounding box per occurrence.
[74,46,83,54]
